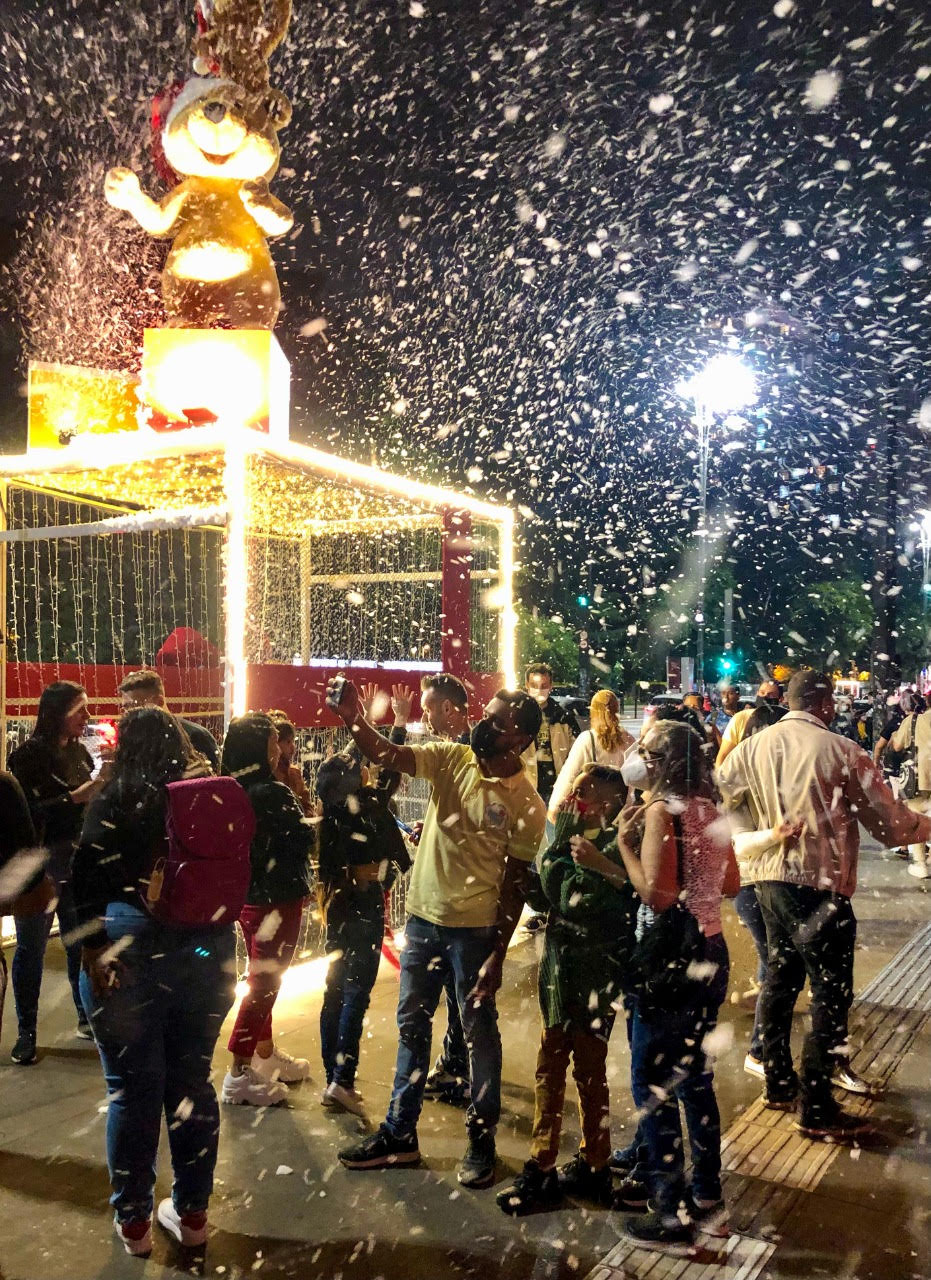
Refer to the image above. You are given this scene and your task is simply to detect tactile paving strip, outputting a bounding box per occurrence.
[582,920,931,1280]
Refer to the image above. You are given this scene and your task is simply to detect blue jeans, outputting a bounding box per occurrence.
[436,971,469,1080]
[734,884,768,1058]
[385,915,501,1140]
[320,913,384,1088]
[629,933,729,1219]
[12,874,84,1037]
[80,902,236,1223]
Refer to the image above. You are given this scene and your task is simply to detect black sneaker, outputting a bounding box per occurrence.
[608,1147,637,1175]
[762,1090,798,1112]
[623,1210,696,1257]
[687,1194,730,1238]
[795,1109,871,1142]
[496,1160,561,1216]
[423,1060,471,1105]
[75,1020,94,1041]
[338,1125,420,1169]
[557,1153,613,1204]
[457,1131,496,1188]
[11,1033,37,1066]
[611,1175,650,1211]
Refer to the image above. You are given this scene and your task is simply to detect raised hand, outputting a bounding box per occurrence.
[104,167,142,213]
[391,683,414,725]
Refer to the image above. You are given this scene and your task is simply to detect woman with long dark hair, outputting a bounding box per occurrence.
[573,719,739,1255]
[73,706,234,1257]
[220,713,314,1106]
[8,680,109,1063]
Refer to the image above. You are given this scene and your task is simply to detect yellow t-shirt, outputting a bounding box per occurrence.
[406,741,547,928]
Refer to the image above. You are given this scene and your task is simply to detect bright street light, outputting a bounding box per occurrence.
[676,353,757,689]
[675,353,758,417]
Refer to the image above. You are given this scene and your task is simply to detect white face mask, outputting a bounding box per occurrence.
[620,751,649,787]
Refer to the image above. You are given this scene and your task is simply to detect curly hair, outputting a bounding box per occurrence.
[646,719,716,801]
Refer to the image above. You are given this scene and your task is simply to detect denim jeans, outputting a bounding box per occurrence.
[755,882,856,1123]
[80,901,236,1223]
[434,971,469,1081]
[385,915,501,1140]
[320,913,384,1088]
[734,884,769,1058]
[629,933,729,1219]
[12,874,84,1037]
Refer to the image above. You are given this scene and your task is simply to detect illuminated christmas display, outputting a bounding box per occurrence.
[0,0,516,768]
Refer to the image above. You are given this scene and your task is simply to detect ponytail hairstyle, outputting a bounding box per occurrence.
[589,689,624,753]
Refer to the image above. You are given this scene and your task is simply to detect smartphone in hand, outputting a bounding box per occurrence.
[325,674,347,712]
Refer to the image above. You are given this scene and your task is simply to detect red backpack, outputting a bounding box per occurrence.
[143,776,256,928]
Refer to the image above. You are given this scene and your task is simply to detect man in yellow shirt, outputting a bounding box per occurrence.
[331,678,546,1188]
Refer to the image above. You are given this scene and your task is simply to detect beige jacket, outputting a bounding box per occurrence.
[717,710,929,897]
[890,710,931,793]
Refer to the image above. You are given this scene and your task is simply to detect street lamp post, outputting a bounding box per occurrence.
[676,354,757,691]
[912,511,931,679]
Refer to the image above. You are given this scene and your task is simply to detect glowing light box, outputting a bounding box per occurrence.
[141,328,290,438]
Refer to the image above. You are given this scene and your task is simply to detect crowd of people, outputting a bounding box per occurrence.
[0,660,928,1261]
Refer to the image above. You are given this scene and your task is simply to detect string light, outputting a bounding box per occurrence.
[0,425,518,706]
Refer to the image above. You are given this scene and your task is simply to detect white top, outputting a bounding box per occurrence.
[546,727,634,819]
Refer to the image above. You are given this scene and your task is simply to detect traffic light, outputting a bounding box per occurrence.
[577,593,590,608]
[717,652,739,676]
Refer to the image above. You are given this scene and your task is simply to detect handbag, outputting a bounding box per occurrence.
[629,811,707,1020]
[898,715,919,801]
[5,871,57,919]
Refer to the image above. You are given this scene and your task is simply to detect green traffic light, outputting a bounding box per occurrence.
[577,594,590,608]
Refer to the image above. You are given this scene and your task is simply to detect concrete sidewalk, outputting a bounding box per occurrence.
[0,837,929,1280]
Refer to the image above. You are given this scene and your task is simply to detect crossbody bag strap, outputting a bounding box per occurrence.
[670,810,688,899]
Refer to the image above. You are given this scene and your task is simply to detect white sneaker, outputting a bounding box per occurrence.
[114,1216,152,1257]
[252,1046,312,1084]
[156,1197,207,1247]
[321,1087,340,1108]
[907,860,930,879]
[743,1053,765,1079]
[221,1066,288,1107]
[324,1080,368,1117]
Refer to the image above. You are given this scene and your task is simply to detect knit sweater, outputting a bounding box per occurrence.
[536,810,639,1037]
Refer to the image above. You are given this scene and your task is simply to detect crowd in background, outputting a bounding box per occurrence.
[1,659,929,1260]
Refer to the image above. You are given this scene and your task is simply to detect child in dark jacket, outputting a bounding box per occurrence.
[498,764,637,1215]
[220,713,315,1108]
[317,715,411,1117]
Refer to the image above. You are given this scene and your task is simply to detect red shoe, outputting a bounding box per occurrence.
[114,1216,152,1257]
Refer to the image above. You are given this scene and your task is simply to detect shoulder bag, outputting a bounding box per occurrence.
[898,715,919,800]
[629,810,707,1020]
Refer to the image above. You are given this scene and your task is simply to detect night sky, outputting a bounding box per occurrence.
[1,0,929,676]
